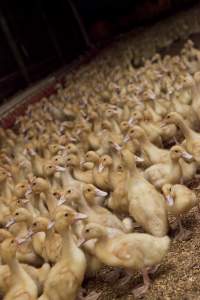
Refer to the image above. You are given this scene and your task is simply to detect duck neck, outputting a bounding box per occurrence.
[79,195,92,213]
[61,168,75,187]
[44,190,57,216]
[174,117,191,139]
[60,226,81,260]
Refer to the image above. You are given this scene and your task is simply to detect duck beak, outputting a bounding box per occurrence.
[22,198,30,204]
[5,219,16,228]
[77,237,86,247]
[29,149,36,156]
[57,195,66,206]
[95,188,108,197]
[166,195,174,206]
[59,145,65,150]
[128,117,134,125]
[74,213,87,221]
[181,151,193,160]
[23,149,28,156]
[16,230,34,244]
[47,221,55,230]
[16,237,27,245]
[123,135,130,143]
[98,163,104,173]
[134,155,144,162]
[25,187,32,197]
[160,121,167,128]
[113,143,122,152]
[55,166,66,172]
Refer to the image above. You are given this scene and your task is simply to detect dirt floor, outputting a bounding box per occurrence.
[83,33,200,300]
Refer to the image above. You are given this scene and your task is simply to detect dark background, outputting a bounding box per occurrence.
[0,0,198,101]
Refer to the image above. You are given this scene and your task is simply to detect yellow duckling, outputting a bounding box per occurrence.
[144,145,193,189]
[30,177,58,217]
[92,154,113,191]
[66,154,93,184]
[162,184,199,240]
[127,126,169,165]
[83,184,133,233]
[39,206,87,300]
[64,185,129,233]
[82,223,170,298]
[1,238,38,300]
[164,112,200,165]
[30,217,62,264]
[121,149,168,237]
[5,208,43,267]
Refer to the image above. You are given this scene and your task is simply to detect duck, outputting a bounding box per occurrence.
[82,223,170,298]
[1,237,38,300]
[82,184,133,233]
[39,206,87,300]
[66,154,93,184]
[6,208,43,266]
[65,185,130,233]
[30,177,58,217]
[92,154,113,191]
[163,112,200,164]
[121,149,168,237]
[30,217,62,264]
[162,184,199,240]
[127,125,169,165]
[144,145,193,189]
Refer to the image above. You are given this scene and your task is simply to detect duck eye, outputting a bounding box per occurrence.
[53,192,57,196]
[49,166,52,169]
[33,222,37,226]
[167,116,170,119]
[21,185,25,188]
[67,190,71,194]
[15,212,19,216]
[87,189,91,192]
[11,240,14,244]
[32,182,36,186]
[86,229,90,233]
[65,213,68,217]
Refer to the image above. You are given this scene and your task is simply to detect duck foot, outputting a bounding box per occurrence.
[175,228,192,241]
[104,268,122,283]
[77,291,101,300]
[118,271,133,287]
[147,264,161,275]
[132,284,150,299]
[175,218,192,241]
[132,269,150,299]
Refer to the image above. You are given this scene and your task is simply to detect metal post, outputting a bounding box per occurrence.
[67,0,94,49]
[0,9,30,84]
[38,0,64,63]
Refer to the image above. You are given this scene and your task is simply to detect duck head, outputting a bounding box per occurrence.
[170,145,192,161]
[85,151,99,164]
[15,181,29,198]
[55,205,87,232]
[1,238,17,262]
[31,178,50,194]
[162,184,174,206]
[98,155,113,173]
[82,184,108,205]
[83,223,106,242]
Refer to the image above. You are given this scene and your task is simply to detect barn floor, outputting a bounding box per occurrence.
[82,26,200,300]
